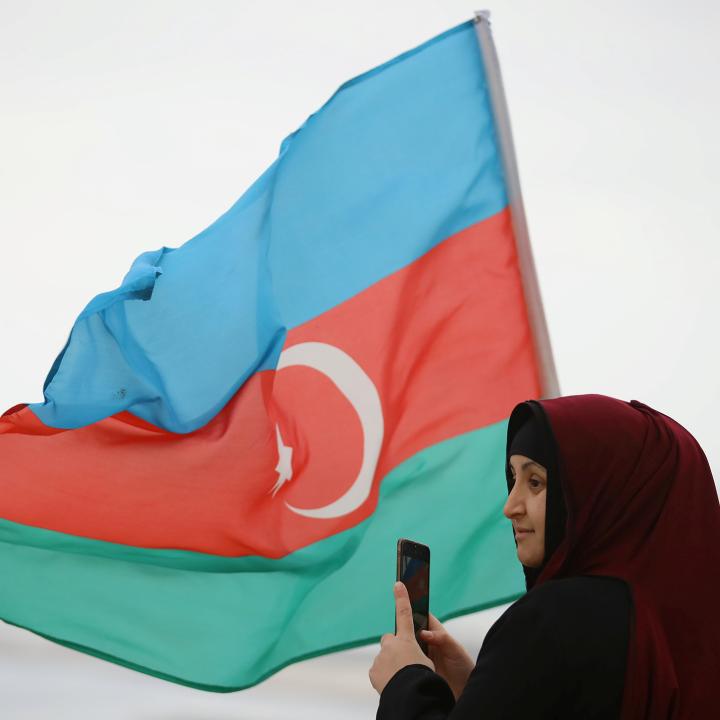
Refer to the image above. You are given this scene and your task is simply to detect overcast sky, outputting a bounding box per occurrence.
[1,1,718,718]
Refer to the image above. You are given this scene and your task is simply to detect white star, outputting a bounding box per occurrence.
[269,423,294,498]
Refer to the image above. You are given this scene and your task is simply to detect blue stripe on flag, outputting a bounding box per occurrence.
[29,20,508,433]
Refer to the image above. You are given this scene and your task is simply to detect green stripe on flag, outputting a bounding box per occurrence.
[0,418,524,691]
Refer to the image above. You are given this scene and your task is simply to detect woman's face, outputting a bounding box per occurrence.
[503,454,547,568]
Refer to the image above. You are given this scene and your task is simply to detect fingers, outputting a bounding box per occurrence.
[427,612,444,631]
[421,613,445,644]
[394,581,415,640]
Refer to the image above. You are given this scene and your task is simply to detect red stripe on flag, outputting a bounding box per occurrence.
[0,207,541,557]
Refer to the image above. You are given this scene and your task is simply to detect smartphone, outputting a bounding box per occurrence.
[396,538,430,655]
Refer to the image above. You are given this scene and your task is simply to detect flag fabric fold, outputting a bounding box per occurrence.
[1,19,546,690]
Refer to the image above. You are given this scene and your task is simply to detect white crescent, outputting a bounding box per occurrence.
[275,342,384,519]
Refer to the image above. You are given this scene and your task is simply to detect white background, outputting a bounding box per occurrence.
[1,1,718,717]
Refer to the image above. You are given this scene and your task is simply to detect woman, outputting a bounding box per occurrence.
[370,394,720,718]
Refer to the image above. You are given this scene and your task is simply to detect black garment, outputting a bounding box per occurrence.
[377,575,631,720]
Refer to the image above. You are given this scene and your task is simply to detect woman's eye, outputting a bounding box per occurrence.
[529,477,542,489]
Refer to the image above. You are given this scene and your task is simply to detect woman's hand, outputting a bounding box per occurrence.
[418,612,475,700]
[369,581,434,694]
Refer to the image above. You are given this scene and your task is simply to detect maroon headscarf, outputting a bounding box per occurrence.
[506,393,720,719]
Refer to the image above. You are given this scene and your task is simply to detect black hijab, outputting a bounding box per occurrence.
[505,399,567,591]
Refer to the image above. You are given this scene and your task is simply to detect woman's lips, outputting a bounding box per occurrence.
[515,529,534,539]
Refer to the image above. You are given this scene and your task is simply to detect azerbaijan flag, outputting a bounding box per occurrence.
[0,17,557,690]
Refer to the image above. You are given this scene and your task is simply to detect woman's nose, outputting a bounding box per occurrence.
[503,484,524,519]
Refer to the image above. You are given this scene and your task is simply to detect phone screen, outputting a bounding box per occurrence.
[397,539,430,653]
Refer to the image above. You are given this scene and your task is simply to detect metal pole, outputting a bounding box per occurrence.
[474,11,561,399]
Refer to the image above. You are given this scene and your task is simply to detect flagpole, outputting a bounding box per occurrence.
[473,11,561,399]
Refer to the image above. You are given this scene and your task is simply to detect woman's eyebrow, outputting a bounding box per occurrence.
[510,461,545,472]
